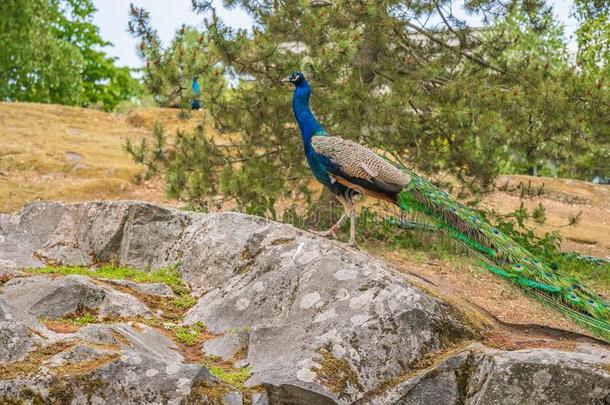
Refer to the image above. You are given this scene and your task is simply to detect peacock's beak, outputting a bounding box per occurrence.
[281,76,291,83]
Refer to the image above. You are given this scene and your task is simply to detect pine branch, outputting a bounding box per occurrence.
[396,23,506,74]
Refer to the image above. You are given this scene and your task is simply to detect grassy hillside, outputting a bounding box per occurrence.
[0,102,206,212]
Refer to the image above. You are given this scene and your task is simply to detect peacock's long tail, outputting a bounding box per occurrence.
[397,170,610,341]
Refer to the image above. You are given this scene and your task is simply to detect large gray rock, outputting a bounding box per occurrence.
[467,346,610,405]
[181,218,472,403]
[0,275,152,319]
[0,298,47,363]
[0,325,242,404]
[373,343,610,405]
[0,201,608,404]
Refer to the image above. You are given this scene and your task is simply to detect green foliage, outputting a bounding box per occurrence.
[171,294,197,310]
[28,263,200,319]
[0,0,140,110]
[27,263,188,295]
[574,0,610,75]
[42,312,98,326]
[173,322,205,346]
[70,313,98,325]
[127,9,225,109]
[206,365,252,388]
[128,0,610,214]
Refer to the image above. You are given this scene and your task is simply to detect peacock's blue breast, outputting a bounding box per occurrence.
[305,149,344,194]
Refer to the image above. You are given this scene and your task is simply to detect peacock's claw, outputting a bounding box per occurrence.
[310,228,337,239]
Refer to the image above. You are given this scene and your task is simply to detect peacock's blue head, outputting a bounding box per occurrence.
[283,72,307,87]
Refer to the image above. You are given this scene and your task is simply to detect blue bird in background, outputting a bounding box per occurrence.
[283,71,609,341]
[191,78,201,110]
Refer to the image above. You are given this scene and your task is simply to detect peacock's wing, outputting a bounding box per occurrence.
[311,135,410,199]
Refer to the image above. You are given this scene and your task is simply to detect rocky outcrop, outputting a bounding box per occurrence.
[375,343,610,404]
[0,275,152,319]
[0,325,241,404]
[0,201,608,404]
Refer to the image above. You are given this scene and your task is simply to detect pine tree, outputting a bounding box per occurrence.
[128,0,610,213]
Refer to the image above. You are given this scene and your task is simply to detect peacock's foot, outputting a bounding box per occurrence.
[346,235,359,249]
[310,228,337,239]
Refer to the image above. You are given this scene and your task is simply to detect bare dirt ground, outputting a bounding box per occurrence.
[1,101,608,344]
[378,247,599,345]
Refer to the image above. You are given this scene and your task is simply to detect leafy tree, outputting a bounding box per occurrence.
[128,0,610,215]
[478,6,610,179]
[1,0,84,104]
[0,0,140,110]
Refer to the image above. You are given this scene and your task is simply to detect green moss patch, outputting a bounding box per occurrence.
[314,348,363,399]
[27,263,188,294]
[206,364,252,389]
[28,263,197,320]
[42,311,99,333]
[174,322,206,346]
[171,294,197,310]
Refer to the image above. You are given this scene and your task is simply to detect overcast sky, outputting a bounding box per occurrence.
[92,0,579,69]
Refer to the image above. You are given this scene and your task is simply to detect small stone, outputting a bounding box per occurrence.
[235,298,249,310]
[334,269,358,281]
[350,314,369,326]
[146,369,160,378]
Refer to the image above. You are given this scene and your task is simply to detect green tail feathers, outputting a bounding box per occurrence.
[397,170,610,341]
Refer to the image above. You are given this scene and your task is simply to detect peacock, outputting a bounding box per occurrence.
[191,77,201,110]
[283,71,610,341]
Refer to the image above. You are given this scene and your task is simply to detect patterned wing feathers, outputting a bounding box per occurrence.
[311,136,410,189]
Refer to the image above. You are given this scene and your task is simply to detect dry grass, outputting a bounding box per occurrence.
[483,175,610,257]
[0,102,210,212]
[375,246,608,342]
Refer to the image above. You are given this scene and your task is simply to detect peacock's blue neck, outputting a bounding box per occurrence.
[292,80,325,154]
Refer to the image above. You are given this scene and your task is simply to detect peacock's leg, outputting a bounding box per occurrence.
[333,194,357,246]
[347,199,357,247]
[311,211,347,238]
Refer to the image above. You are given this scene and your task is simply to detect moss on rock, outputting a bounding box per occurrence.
[314,348,363,399]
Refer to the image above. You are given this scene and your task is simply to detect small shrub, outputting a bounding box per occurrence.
[173,322,205,346]
[207,365,252,388]
[171,294,197,310]
[71,313,98,325]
